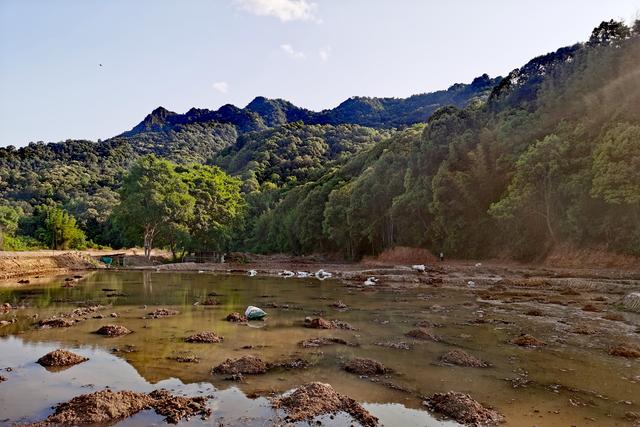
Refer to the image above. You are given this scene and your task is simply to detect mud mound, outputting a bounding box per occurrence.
[37,350,88,367]
[185,331,223,343]
[582,304,600,312]
[225,312,247,322]
[148,389,211,424]
[95,325,131,337]
[570,323,599,335]
[303,317,355,330]
[609,344,640,358]
[201,298,219,306]
[406,328,441,342]
[602,313,625,321]
[344,358,388,375]
[213,356,268,375]
[272,382,378,426]
[298,337,354,348]
[304,317,332,329]
[511,334,545,347]
[525,309,543,316]
[365,246,436,265]
[38,318,75,328]
[426,391,504,426]
[145,308,179,319]
[28,388,210,426]
[440,349,488,368]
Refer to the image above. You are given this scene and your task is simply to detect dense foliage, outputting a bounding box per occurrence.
[1,21,639,260]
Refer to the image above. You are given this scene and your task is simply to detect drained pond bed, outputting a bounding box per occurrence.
[0,269,639,426]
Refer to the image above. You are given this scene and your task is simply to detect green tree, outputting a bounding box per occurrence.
[113,155,194,258]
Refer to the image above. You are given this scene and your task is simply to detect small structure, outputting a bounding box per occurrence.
[99,253,127,267]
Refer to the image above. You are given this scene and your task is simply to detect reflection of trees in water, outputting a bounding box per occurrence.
[143,271,153,294]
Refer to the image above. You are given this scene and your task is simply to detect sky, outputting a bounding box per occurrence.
[1,0,639,147]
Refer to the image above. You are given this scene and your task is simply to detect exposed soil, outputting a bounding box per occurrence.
[298,337,354,348]
[37,349,88,367]
[144,308,179,319]
[426,391,504,426]
[343,358,388,375]
[609,344,640,358]
[405,328,441,342]
[225,312,247,322]
[510,333,546,348]
[272,382,378,426]
[440,349,489,368]
[0,252,96,280]
[95,325,132,337]
[213,355,268,375]
[27,388,210,426]
[184,331,223,343]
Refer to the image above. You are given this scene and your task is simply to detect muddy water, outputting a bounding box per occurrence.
[0,270,638,426]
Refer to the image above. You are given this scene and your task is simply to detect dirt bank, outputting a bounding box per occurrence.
[0,252,96,280]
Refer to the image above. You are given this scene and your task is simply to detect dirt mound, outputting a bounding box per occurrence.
[426,391,504,426]
[298,337,354,348]
[145,308,179,319]
[201,298,219,306]
[37,350,88,367]
[304,317,356,330]
[364,246,436,265]
[609,344,640,358]
[406,328,441,342]
[440,349,488,368]
[185,331,223,343]
[344,358,388,375]
[37,305,105,329]
[570,323,599,335]
[225,312,247,322]
[213,356,268,375]
[272,382,378,426]
[0,251,95,280]
[511,334,545,347]
[582,304,600,312]
[95,325,131,337]
[28,388,210,426]
[602,313,625,321]
[147,389,211,424]
[525,309,543,316]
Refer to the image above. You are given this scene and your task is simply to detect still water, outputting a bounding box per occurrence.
[0,271,638,426]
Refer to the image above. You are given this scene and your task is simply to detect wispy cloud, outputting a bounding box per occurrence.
[280,44,305,59]
[319,46,331,62]
[212,81,229,93]
[232,0,318,22]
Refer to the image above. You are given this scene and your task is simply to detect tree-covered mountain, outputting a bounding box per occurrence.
[1,20,639,260]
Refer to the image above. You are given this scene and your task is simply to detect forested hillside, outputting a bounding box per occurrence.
[1,20,638,261]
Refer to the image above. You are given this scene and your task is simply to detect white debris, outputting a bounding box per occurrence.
[296,271,310,278]
[364,276,378,286]
[279,270,295,278]
[467,280,476,288]
[412,264,426,272]
[247,269,257,277]
[475,263,482,267]
[315,269,332,280]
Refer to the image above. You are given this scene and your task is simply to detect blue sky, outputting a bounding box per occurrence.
[1,0,639,147]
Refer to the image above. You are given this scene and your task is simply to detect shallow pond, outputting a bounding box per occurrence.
[0,271,638,426]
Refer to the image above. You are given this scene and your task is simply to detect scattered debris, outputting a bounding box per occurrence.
[185,331,223,343]
[440,349,488,368]
[167,352,200,363]
[425,391,504,426]
[511,334,545,348]
[213,356,268,375]
[274,358,310,370]
[37,349,88,367]
[375,340,412,350]
[299,337,355,348]
[330,300,348,310]
[272,382,378,426]
[304,317,356,330]
[144,308,179,319]
[344,358,388,376]
[412,264,426,272]
[95,325,132,337]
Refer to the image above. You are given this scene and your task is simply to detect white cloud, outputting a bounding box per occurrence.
[319,46,331,62]
[280,44,305,59]
[212,81,229,93]
[233,0,318,22]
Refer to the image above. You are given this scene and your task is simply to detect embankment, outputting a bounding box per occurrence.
[0,251,96,280]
